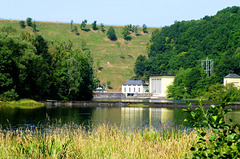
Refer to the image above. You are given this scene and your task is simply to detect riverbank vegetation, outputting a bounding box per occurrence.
[0,99,43,109]
[134,6,240,100]
[0,26,95,101]
[184,99,240,158]
[127,103,149,107]
[0,124,196,158]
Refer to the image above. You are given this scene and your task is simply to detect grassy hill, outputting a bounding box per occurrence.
[0,20,158,91]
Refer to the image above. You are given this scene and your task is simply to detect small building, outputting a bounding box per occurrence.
[149,74,175,98]
[122,80,148,97]
[223,73,240,88]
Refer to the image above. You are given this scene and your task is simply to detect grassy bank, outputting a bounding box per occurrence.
[0,124,196,158]
[0,20,158,91]
[0,99,44,109]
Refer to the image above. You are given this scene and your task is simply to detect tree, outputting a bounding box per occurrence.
[26,17,32,27]
[92,21,97,30]
[134,55,146,78]
[107,26,117,40]
[80,19,87,30]
[133,25,138,35]
[142,24,148,33]
[35,35,51,63]
[122,25,131,40]
[100,23,105,32]
[73,25,79,35]
[32,21,37,32]
[70,20,73,32]
[19,21,25,28]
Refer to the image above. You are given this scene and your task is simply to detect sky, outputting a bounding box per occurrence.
[1,0,240,27]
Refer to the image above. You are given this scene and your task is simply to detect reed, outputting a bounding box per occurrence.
[0,124,197,158]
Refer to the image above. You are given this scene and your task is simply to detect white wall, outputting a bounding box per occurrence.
[149,76,175,97]
[122,85,147,95]
[224,78,240,88]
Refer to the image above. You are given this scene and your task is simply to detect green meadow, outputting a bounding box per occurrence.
[0,20,158,91]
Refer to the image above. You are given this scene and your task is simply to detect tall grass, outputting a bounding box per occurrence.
[0,124,197,158]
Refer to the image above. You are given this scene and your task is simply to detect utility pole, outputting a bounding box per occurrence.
[201,57,214,77]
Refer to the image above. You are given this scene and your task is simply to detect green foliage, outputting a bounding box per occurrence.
[80,19,87,30]
[99,23,104,32]
[106,26,117,40]
[73,25,79,35]
[0,26,16,33]
[92,21,97,30]
[0,19,156,91]
[204,83,240,101]
[0,89,18,101]
[19,21,25,28]
[106,81,112,89]
[122,25,131,40]
[142,24,148,33]
[167,67,216,99]
[134,6,240,87]
[70,20,73,31]
[32,21,37,32]
[183,99,240,158]
[0,28,95,101]
[133,25,138,35]
[134,55,147,79]
[26,17,32,27]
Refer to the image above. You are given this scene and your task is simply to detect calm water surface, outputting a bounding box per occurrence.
[0,104,239,130]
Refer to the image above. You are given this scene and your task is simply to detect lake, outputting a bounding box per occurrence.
[0,104,240,131]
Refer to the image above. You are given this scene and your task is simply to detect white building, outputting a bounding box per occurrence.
[223,73,240,88]
[122,80,148,97]
[149,74,175,98]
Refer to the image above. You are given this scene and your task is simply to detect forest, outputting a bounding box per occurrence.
[134,6,240,100]
[0,26,95,101]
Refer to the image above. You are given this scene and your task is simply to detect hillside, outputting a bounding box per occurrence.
[135,6,240,81]
[133,6,240,100]
[0,20,158,91]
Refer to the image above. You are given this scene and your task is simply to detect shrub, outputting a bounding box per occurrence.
[183,99,240,158]
[0,89,19,101]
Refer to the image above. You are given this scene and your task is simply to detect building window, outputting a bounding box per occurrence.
[134,87,135,92]
[139,88,140,92]
[151,78,162,94]
[124,87,126,92]
[129,87,131,92]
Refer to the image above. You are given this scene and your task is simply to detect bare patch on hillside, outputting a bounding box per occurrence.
[90,28,98,33]
[104,37,111,41]
[140,31,148,35]
[67,30,73,33]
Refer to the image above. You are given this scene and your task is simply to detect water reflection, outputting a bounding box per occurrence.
[0,105,239,131]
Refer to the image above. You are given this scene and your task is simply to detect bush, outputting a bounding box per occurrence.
[0,89,19,101]
[26,17,32,27]
[183,99,240,158]
[19,21,25,28]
